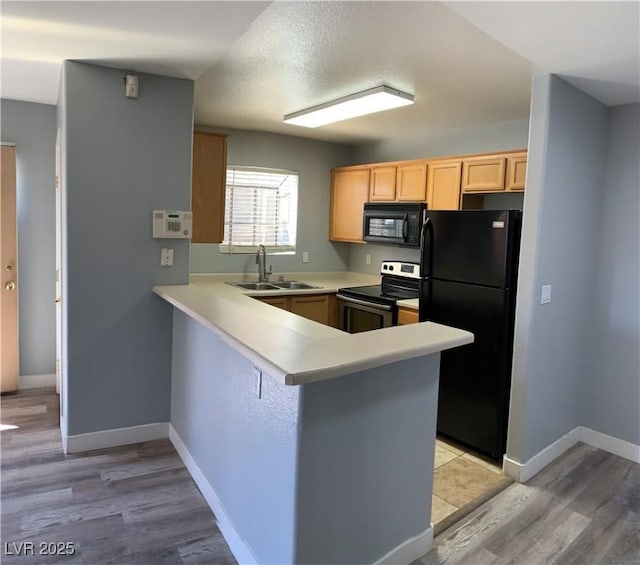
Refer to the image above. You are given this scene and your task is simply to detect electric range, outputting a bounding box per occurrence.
[336,261,422,333]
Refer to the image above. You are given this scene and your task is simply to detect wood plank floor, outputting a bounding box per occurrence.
[417,442,640,565]
[3,388,638,564]
[1,388,236,564]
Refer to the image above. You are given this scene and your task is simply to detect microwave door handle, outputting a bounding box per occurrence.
[402,214,409,241]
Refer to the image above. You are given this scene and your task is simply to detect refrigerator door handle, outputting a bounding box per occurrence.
[419,217,434,278]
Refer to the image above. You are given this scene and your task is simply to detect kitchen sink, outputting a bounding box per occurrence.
[231,282,280,291]
[273,281,320,290]
[227,280,321,291]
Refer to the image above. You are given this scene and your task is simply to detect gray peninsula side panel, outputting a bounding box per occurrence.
[170,310,301,564]
[295,355,440,564]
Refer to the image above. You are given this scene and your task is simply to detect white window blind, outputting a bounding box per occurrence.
[219,166,298,254]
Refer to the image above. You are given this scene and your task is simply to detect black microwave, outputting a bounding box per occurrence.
[363,202,427,247]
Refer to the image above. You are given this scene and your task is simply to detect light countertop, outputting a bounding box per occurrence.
[153,271,473,386]
[397,298,419,310]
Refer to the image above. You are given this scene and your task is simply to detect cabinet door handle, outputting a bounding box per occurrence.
[5,281,16,291]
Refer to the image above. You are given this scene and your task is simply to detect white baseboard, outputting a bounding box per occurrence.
[64,422,169,454]
[580,426,640,464]
[19,373,56,390]
[503,427,582,483]
[169,425,258,565]
[503,426,640,483]
[373,526,433,565]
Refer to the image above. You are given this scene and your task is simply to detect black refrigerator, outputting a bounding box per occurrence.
[419,209,522,459]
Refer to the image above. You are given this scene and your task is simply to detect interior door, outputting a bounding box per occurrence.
[1,144,19,393]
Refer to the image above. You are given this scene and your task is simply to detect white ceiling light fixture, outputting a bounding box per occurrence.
[283,85,414,128]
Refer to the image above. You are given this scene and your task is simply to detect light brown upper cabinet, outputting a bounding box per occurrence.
[396,162,428,201]
[330,167,370,243]
[426,160,462,210]
[369,162,428,202]
[461,156,506,193]
[329,149,526,231]
[369,166,397,201]
[192,131,228,243]
[505,152,527,191]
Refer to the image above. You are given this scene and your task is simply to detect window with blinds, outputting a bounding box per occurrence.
[219,166,298,254]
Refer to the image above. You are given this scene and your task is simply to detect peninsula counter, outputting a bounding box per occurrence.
[154,273,473,564]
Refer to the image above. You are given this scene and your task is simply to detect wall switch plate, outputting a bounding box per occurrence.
[252,366,262,399]
[541,284,552,304]
[366,253,372,265]
[160,248,174,267]
[302,251,309,263]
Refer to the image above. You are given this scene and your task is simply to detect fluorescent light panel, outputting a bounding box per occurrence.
[283,85,414,128]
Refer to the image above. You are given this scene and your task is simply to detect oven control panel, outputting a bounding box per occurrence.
[380,261,421,279]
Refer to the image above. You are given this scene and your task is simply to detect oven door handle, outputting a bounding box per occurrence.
[336,294,394,311]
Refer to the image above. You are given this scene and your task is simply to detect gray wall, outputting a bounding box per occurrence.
[348,119,530,275]
[349,243,423,276]
[585,103,640,445]
[190,126,354,275]
[353,117,529,164]
[171,309,300,564]
[507,75,608,462]
[1,99,57,377]
[295,355,438,564]
[61,61,193,435]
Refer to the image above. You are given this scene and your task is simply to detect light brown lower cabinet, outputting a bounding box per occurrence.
[397,307,419,325]
[290,295,330,325]
[256,293,337,327]
[258,296,289,310]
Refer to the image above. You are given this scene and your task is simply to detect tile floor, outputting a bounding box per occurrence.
[431,437,513,535]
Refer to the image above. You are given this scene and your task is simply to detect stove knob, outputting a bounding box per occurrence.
[383,265,387,270]
[389,265,394,271]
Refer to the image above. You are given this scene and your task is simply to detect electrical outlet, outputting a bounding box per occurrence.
[540,284,552,304]
[366,253,372,265]
[302,251,309,263]
[160,248,174,267]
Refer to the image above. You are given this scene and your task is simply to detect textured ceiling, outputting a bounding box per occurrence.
[194,1,534,143]
[0,1,270,104]
[2,1,638,144]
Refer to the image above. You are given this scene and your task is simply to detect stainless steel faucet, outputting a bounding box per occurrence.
[256,244,272,282]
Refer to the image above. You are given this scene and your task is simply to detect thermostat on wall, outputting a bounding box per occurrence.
[153,210,192,239]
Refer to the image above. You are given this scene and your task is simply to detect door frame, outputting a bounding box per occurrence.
[1,143,19,393]
[55,129,62,397]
